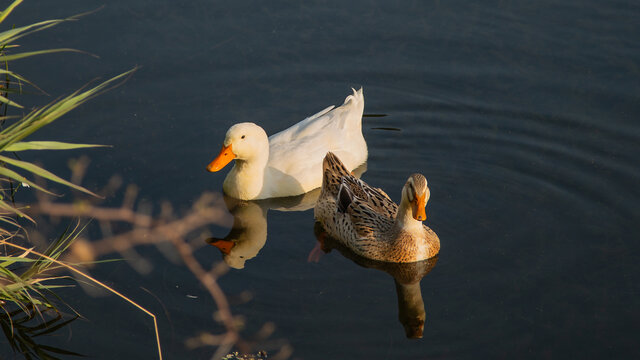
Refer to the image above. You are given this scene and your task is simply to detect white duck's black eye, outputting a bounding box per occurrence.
[241,135,245,139]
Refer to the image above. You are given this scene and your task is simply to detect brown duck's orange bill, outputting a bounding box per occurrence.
[207,144,235,172]
[208,238,235,255]
[414,193,427,221]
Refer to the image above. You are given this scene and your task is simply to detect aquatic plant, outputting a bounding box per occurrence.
[0,1,153,358]
[0,223,85,359]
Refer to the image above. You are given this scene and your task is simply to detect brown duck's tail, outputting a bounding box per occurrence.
[322,151,351,193]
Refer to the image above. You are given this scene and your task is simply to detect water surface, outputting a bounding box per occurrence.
[3,0,639,359]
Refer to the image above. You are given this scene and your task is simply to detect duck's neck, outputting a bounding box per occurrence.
[394,198,424,234]
[391,198,433,262]
[223,149,269,200]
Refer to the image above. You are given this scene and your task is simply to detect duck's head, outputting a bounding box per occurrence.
[402,174,430,221]
[207,122,269,172]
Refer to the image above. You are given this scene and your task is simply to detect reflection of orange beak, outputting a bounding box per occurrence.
[207,144,236,172]
[208,238,235,255]
[413,192,427,221]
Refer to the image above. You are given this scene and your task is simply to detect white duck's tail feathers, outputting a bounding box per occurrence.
[338,87,365,135]
[343,87,364,107]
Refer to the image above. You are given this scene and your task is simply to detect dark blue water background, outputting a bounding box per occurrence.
[2,0,639,359]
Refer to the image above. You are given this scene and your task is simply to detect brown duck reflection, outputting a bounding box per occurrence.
[207,164,367,269]
[312,222,438,339]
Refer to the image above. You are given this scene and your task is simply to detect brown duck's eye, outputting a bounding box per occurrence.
[241,135,246,139]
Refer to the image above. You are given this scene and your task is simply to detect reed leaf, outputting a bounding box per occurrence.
[4,141,109,151]
[0,214,20,227]
[0,18,77,45]
[0,258,38,268]
[0,0,22,25]
[21,221,86,280]
[0,68,136,151]
[0,155,98,197]
[0,93,22,108]
[0,166,57,196]
[0,5,150,356]
[0,107,45,139]
[0,69,43,95]
[0,48,82,62]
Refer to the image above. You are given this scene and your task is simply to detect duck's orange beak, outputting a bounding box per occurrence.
[413,192,427,221]
[207,238,235,255]
[207,144,235,172]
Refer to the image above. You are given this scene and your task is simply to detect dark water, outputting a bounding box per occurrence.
[3,0,639,359]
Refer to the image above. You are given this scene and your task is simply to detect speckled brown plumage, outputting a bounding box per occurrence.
[314,152,440,263]
[314,222,438,283]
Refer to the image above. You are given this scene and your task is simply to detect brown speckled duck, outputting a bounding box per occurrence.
[314,152,440,263]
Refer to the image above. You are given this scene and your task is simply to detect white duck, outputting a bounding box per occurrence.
[206,88,367,200]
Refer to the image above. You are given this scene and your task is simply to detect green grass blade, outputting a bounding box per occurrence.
[0,108,44,139]
[0,217,20,232]
[0,93,22,108]
[0,199,34,223]
[4,141,110,151]
[0,115,19,122]
[0,19,72,45]
[0,0,23,25]
[0,258,37,267]
[23,222,86,279]
[0,265,23,284]
[0,68,136,151]
[0,48,83,62]
[0,69,45,95]
[0,287,29,312]
[0,166,57,195]
[0,8,97,45]
[0,155,98,197]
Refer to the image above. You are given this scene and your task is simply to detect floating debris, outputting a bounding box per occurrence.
[222,351,267,360]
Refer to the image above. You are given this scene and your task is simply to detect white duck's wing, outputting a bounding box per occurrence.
[262,89,367,196]
[268,88,363,145]
[268,105,335,144]
[264,131,346,195]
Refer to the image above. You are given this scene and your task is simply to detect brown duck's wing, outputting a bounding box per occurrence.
[340,176,397,218]
[323,151,397,217]
[340,176,369,200]
[345,195,395,240]
[365,185,397,218]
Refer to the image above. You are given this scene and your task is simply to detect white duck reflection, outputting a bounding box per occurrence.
[207,189,319,269]
[207,164,367,269]
[311,222,438,339]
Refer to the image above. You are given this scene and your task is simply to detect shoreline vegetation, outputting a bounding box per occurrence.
[0,2,291,359]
